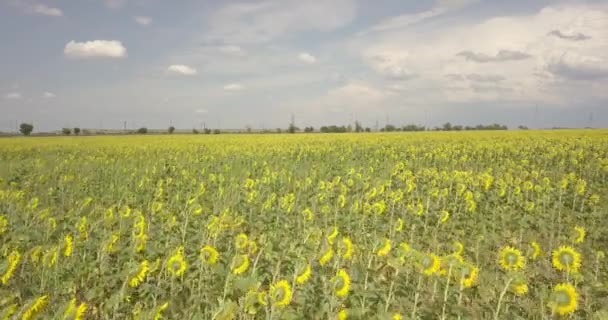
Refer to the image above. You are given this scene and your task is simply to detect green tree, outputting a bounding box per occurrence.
[73,127,81,135]
[62,128,72,135]
[168,126,175,134]
[19,123,33,136]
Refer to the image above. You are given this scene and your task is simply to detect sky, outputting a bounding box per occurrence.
[1,0,608,131]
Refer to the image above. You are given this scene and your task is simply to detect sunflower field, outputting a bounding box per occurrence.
[1,130,607,319]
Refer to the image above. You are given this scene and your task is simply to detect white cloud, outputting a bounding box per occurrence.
[105,0,126,9]
[168,64,198,76]
[195,108,209,114]
[223,83,244,91]
[4,92,22,100]
[64,40,127,59]
[356,3,608,105]
[203,0,356,44]
[218,45,245,56]
[134,16,152,26]
[43,91,56,98]
[298,52,317,64]
[363,0,479,34]
[30,4,62,16]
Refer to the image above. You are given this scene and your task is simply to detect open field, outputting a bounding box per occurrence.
[1,130,607,319]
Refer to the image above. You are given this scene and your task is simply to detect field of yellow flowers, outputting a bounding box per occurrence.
[1,130,607,319]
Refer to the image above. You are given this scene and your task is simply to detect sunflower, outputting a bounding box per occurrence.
[319,247,334,266]
[200,245,219,265]
[419,253,441,276]
[511,280,528,296]
[392,314,402,320]
[63,234,73,257]
[498,246,525,271]
[333,269,351,297]
[270,280,292,307]
[552,246,581,273]
[257,290,268,306]
[235,233,249,250]
[296,263,312,285]
[337,309,347,320]
[338,237,353,260]
[573,226,586,244]
[530,241,541,260]
[231,254,250,275]
[395,218,404,232]
[376,238,392,257]
[549,283,578,316]
[129,260,150,287]
[452,241,464,256]
[460,263,479,288]
[439,210,450,223]
[327,227,339,245]
[167,247,187,277]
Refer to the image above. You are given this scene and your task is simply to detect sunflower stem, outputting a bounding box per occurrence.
[493,277,514,320]
[411,274,423,319]
[440,264,453,320]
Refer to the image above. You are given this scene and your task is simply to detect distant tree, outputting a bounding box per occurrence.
[453,125,463,131]
[276,128,282,133]
[204,128,212,134]
[288,123,299,134]
[384,124,397,132]
[442,122,452,131]
[137,127,148,134]
[304,126,314,133]
[19,123,33,136]
[518,125,529,130]
[355,121,363,132]
[213,129,221,134]
[73,127,81,135]
[192,129,199,134]
[62,128,72,135]
[168,126,175,134]
[365,127,371,132]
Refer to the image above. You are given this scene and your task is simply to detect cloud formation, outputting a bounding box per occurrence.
[547,30,590,41]
[134,16,152,26]
[456,50,532,63]
[4,92,22,100]
[298,52,317,64]
[43,92,56,98]
[168,64,198,75]
[64,40,127,59]
[223,83,244,91]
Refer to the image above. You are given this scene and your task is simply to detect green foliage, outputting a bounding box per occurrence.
[19,123,33,136]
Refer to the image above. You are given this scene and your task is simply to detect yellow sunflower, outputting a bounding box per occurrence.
[327,227,339,245]
[452,241,464,256]
[339,237,353,260]
[231,254,250,275]
[552,245,581,273]
[200,245,219,265]
[549,283,578,316]
[235,233,249,250]
[333,269,351,297]
[530,241,541,260]
[439,210,450,223]
[129,260,150,287]
[319,247,334,266]
[498,246,525,271]
[270,280,292,307]
[337,309,347,320]
[419,252,441,276]
[296,263,312,285]
[511,280,528,296]
[573,226,585,244]
[167,247,187,277]
[460,263,479,288]
[376,238,392,257]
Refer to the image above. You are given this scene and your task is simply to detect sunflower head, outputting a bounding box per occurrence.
[167,247,187,277]
[235,233,249,250]
[552,245,581,273]
[511,279,528,296]
[530,241,541,260]
[498,246,525,271]
[549,283,578,316]
[419,252,440,276]
[460,263,479,288]
[376,238,392,257]
[200,245,219,265]
[338,237,354,260]
[319,247,334,266]
[231,254,250,275]
[573,226,586,244]
[296,263,312,285]
[333,269,351,297]
[270,280,292,307]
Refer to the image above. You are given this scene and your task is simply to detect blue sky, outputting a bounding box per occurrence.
[1,0,608,131]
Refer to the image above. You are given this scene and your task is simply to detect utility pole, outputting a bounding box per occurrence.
[589,112,594,128]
